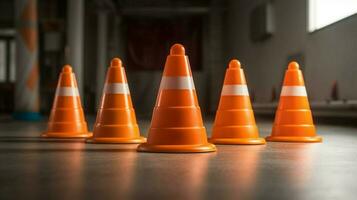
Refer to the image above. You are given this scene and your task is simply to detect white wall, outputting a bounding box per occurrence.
[225,0,357,102]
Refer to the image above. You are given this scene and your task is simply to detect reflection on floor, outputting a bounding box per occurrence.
[0,116,357,199]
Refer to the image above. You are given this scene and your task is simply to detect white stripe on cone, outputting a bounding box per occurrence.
[221,84,249,96]
[55,87,79,96]
[104,83,130,94]
[159,76,195,90]
[280,86,307,96]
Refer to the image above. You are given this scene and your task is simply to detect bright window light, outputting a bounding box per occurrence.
[308,0,357,32]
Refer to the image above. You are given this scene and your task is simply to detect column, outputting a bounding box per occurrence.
[208,0,225,113]
[96,11,108,107]
[67,0,84,97]
[14,0,41,120]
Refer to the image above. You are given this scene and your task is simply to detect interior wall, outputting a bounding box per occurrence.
[225,0,357,103]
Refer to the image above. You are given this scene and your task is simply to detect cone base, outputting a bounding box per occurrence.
[86,136,146,144]
[266,135,322,143]
[41,132,92,139]
[137,143,216,153]
[209,137,266,145]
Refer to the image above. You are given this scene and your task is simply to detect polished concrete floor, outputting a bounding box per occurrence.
[0,116,357,199]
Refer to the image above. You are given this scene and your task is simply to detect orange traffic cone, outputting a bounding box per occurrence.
[210,59,265,145]
[42,65,91,138]
[87,58,146,143]
[266,61,322,142]
[137,44,216,153]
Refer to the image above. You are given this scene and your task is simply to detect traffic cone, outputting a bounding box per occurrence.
[210,59,265,145]
[42,65,91,138]
[137,44,216,153]
[87,58,146,143]
[266,61,322,142]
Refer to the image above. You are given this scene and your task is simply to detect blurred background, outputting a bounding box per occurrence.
[0,0,357,121]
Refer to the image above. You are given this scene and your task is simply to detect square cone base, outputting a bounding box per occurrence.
[266,135,322,143]
[209,137,266,145]
[137,143,216,153]
[41,132,92,139]
[86,136,146,144]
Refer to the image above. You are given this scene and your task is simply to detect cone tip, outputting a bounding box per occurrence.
[62,65,72,73]
[170,44,185,55]
[229,59,241,69]
[288,61,299,70]
[111,58,122,67]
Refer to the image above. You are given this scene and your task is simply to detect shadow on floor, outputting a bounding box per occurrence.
[0,148,138,153]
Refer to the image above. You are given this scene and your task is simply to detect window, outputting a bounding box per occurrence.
[308,0,357,32]
[0,37,16,82]
[9,40,15,82]
[0,41,6,82]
